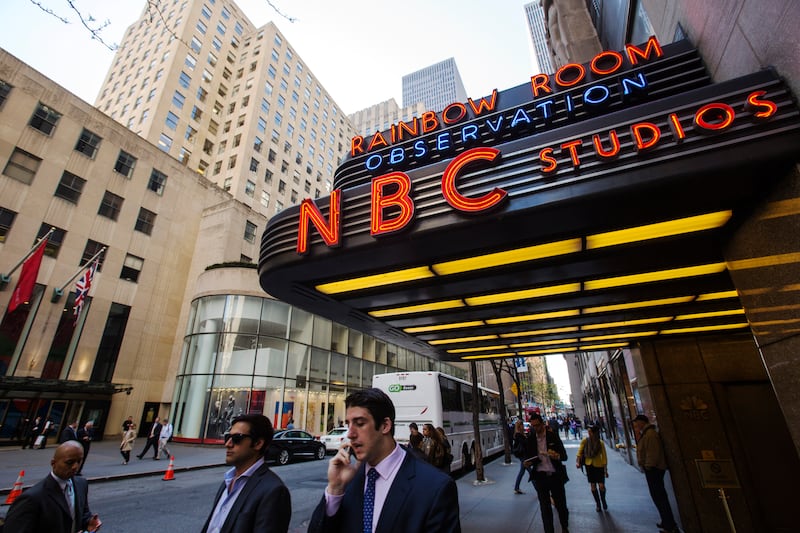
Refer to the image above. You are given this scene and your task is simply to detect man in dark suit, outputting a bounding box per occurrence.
[308,388,461,533]
[76,420,94,474]
[201,414,291,533]
[4,440,102,532]
[136,416,162,459]
[59,420,78,444]
[523,413,570,533]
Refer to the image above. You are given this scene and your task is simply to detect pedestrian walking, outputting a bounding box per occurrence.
[632,415,679,532]
[201,414,290,532]
[421,423,448,471]
[523,413,570,533]
[156,417,173,460]
[59,420,79,444]
[576,425,609,512]
[76,421,94,474]
[512,419,529,494]
[436,426,454,473]
[120,423,136,464]
[136,416,162,459]
[3,441,102,532]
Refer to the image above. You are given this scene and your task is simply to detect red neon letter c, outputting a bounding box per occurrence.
[441,147,506,213]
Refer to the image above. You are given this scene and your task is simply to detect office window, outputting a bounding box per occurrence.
[29,102,61,135]
[249,157,259,172]
[3,147,42,184]
[114,150,137,177]
[253,136,263,153]
[37,224,66,258]
[189,37,202,54]
[74,128,102,158]
[158,133,173,152]
[81,239,107,271]
[260,190,269,208]
[245,179,255,197]
[0,207,16,243]
[120,254,144,282]
[54,171,86,204]
[135,207,157,235]
[148,169,167,195]
[0,80,12,108]
[165,111,179,130]
[223,177,232,190]
[172,90,186,109]
[179,70,192,88]
[244,221,257,243]
[98,190,124,221]
[179,147,191,165]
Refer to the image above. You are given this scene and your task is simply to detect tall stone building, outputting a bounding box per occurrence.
[0,0,466,446]
[95,0,354,219]
[401,57,468,113]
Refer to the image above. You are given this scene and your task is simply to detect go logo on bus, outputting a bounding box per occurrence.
[388,384,416,392]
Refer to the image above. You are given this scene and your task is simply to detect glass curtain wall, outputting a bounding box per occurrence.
[172,294,464,442]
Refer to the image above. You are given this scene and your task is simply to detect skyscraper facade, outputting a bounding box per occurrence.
[1,0,469,445]
[401,57,468,112]
[95,0,353,220]
[348,98,426,138]
[524,1,555,74]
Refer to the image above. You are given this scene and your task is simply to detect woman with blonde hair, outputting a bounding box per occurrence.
[576,425,609,511]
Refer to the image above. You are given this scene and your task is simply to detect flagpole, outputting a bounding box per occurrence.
[50,247,106,303]
[0,228,55,291]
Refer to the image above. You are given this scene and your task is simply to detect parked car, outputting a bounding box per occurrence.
[320,427,350,453]
[267,429,326,465]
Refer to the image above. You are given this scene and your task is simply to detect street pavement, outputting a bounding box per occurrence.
[0,436,682,532]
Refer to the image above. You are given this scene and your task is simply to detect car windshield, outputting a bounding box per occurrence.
[328,428,346,435]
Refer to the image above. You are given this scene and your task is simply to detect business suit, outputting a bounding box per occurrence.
[4,474,93,533]
[137,420,162,459]
[308,448,460,533]
[60,425,78,444]
[201,461,291,533]
[523,427,569,533]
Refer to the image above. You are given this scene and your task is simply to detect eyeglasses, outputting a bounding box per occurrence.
[223,433,253,445]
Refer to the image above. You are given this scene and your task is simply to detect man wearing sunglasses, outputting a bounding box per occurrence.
[201,414,291,533]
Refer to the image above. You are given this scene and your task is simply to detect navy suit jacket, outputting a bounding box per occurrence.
[308,447,461,533]
[4,474,92,532]
[201,461,291,533]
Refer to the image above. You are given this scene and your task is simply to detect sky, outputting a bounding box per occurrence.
[545,354,572,403]
[0,0,539,115]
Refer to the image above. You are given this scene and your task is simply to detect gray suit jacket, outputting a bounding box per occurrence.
[4,474,92,532]
[201,461,291,533]
[308,447,461,533]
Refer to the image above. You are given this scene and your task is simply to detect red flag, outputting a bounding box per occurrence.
[7,238,48,313]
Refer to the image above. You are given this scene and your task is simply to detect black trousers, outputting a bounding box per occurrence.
[645,467,677,528]
[532,471,569,533]
[137,436,158,458]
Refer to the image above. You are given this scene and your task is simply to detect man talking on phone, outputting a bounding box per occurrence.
[4,440,102,532]
[523,413,570,533]
[308,388,460,533]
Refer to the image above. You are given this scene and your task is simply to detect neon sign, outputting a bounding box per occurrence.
[293,38,782,256]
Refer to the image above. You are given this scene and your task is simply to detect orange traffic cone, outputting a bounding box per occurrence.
[162,456,175,481]
[5,470,25,504]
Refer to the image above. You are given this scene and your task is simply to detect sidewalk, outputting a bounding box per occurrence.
[0,439,224,493]
[1,438,680,532]
[458,439,681,533]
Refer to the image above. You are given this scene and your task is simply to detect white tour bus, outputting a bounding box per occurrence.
[372,371,505,472]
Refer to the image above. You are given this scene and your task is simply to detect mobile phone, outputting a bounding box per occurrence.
[348,445,356,458]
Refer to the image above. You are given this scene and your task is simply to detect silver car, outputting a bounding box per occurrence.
[320,427,350,453]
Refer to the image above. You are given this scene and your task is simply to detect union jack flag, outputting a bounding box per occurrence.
[73,259,99,320]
